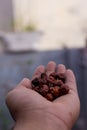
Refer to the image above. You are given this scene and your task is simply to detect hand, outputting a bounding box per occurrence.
[6,61,80,130]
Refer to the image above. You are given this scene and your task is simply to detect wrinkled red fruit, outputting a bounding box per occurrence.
[31,72,69,101]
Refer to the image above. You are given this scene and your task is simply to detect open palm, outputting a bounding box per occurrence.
[6,62,80,130]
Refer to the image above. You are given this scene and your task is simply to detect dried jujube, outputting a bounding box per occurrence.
[31,72,69,101]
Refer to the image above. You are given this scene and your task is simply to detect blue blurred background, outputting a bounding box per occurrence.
[0,0,87,130]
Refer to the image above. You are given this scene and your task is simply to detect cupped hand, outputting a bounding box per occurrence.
[6,61,80,130]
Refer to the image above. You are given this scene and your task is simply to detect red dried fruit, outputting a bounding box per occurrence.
[32,78,39,87]
[39,88,47,96]
[43,85,49,92]
[40,73,47,84]
[39,85,49,96]
[41,73,47,79]
[31,72,69,101]
[50,86,60,98]
[38,79,45,86]
[57,73,66,83]
[47,78,54,87]
[49,75,55,81]
[59,84,69,96]
[54,80,63,87]
[45,93,54,101]
[32,86,39,92]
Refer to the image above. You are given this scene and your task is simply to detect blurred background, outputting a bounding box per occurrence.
[0,0,87,130]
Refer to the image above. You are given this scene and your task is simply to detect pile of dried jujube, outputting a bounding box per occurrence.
[31,72,69,101]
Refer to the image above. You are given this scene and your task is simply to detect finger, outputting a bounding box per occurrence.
[32,65,45,79]
[65,69,77,93]
[46,61,56,76]
[16,78,31,89]
[57,64,66,73]
[53,69,78,103]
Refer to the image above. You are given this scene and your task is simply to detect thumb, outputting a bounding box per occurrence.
[6,78,31,120]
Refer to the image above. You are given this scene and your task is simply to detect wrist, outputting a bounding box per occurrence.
[13,108,69,130]
[13,117,68,130]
